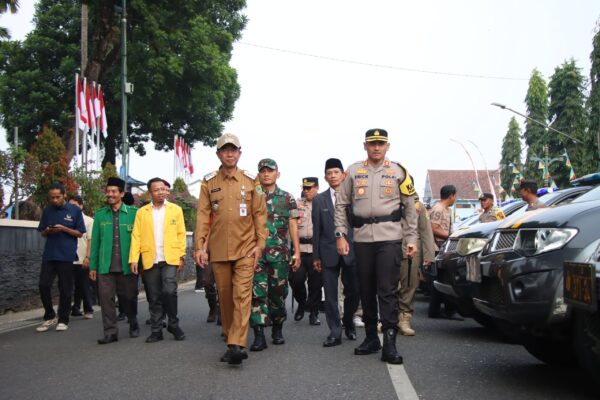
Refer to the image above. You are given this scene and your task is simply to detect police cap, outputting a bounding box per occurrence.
[478,192,494,201]
[302,177,319,190]
[365,128,388,143]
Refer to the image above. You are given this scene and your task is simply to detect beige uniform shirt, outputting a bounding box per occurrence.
[429,202,451,251]
[478,207,505,223]
[402,203,436,264]
[297,198,313,253]
[335,159,418,245]
[74,214,94,264]
[526,199,546,211]
[195,167,267,262]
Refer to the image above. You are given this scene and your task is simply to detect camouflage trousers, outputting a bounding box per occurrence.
[250,259,289,327]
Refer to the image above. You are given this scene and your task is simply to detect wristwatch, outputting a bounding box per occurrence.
[335,231,345,238]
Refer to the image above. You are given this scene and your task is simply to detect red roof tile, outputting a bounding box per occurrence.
[425,169,500,201]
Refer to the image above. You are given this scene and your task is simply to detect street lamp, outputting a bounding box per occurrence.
[530,144,565,187]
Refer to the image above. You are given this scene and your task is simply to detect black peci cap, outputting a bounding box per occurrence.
[106,177,125,191]
[325,158,344,171]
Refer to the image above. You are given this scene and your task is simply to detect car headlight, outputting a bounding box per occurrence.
[515,228,578,257]
[456,238,488,256]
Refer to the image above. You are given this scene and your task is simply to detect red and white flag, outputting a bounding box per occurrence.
[187,145,194,175]
[182,142,189,170]
[85,79,96,137]
[76,75,88,132]
[97,85,108,137]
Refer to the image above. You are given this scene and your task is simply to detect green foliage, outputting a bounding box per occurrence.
[500,117,522,197]
[523,69,549,186]
[0,145,40,209]
[71,162,119,216]
[30,126,78,205]
[547,59,593,187]
[0,0,247,167]
[588,24,600,172]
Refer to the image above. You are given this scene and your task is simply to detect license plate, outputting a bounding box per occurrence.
[564,262,597,312]
[466,255,481,283]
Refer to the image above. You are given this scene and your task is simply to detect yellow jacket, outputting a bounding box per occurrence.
[129,201,187,269]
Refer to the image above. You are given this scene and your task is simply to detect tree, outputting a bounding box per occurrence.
[588,22,600,172]
[71,162,118,216]
[0,145,40,212]
[0,0,247,167]
[499,117,522,197]
[523,69,549,186]
[30,126,78,205]
[0,0,19,39]
[547,59,593,187]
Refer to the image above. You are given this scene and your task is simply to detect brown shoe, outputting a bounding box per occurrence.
[398,312,415,336]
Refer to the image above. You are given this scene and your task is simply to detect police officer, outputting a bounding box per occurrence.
[335,128,418,365]
[519,179,546,211]
[249,159,301,352]
[478,193,505,223]
[289,177,323,325]
[398,195,436,336]
[194,133,267,365]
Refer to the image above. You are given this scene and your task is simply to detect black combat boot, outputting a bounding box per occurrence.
[354,324,382,355]
[271,323,285,345]
[250,325,268,351]
[381,328,403,364]
[207,304,219,323]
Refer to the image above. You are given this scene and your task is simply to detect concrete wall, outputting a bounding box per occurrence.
[0,219,197,314]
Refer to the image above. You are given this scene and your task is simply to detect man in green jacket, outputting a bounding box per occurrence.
[89,177,139,344]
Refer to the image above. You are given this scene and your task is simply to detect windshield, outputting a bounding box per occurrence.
[572,185,600,203]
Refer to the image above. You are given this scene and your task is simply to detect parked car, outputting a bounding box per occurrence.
[433,186,590,328]
[472,184,600,364]
[564,235,600,380]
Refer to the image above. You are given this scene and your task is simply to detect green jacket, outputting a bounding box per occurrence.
[89,203,138,275]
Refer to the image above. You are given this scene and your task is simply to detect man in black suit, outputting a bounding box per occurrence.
[312,158,360,347]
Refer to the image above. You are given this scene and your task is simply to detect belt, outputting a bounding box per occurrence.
[352,209,401,228]
[299,237,313,244]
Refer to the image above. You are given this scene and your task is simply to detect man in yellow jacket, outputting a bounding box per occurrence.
[130,177,187,343]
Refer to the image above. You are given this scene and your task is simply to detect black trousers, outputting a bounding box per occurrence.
[322,257,359,339]
[98,272,138,336]
[143,262,179,332]
[39,261,74,324]
[289,252,322,312]
[354,240,402,331]
[72,264,93,313]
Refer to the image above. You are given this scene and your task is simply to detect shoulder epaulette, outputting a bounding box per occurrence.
[204,171,218,181]
[243,170,256,180]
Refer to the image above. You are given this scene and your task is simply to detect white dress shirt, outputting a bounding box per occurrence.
[152,201,167,264]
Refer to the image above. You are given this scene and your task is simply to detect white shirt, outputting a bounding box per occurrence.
[152,201,167,264]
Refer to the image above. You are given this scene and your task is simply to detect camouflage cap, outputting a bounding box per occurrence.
[258,158,278,171]
[216,133,241,150]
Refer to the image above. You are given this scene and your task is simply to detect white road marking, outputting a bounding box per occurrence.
[379,333,420,400]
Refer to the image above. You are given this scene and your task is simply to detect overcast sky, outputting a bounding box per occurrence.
[2,1,600,198]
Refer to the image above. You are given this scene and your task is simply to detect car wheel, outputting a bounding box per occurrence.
[523,337,577,366]
[573,309,600,381]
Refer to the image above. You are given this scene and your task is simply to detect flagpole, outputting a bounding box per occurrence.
[75,74,79,168]
[83,78,89,171]
[467,140,498,205]
[173,134,177,183]
[451,139,483,194]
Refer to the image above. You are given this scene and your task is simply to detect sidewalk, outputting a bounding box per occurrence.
[0,280,197,334]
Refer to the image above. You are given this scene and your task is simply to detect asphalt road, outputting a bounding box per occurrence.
[0,286,598,400]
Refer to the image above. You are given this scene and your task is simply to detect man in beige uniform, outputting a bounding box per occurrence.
[289,177,323,325]
[398,197,436,336]
[519,179,546,211]
[194,133,267,365]
[478,193,505,223]
[335,128,418,365]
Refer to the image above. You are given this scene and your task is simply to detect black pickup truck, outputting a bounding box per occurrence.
[473,183,600,365]
[433,187,590,328]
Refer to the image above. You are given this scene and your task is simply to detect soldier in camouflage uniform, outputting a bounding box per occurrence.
[250,158,301,352]
[478,193,505,223]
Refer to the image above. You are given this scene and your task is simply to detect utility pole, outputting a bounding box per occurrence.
[13,127,19,220]
[120,0,129,181]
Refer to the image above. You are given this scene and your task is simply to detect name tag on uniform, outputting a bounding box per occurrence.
[240,203,247,216]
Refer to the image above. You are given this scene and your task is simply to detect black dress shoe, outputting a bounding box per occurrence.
[323,336,342,347]
[227,345,247,365]
[294,304,305,321]
[345,327,357,341]
[309,311,321,326]
[145,332,164,343]
[117,312,126,321]
[129,322,140,338]
[220,349,232,363]
[167,326,186,341]
[97,334,118,345]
